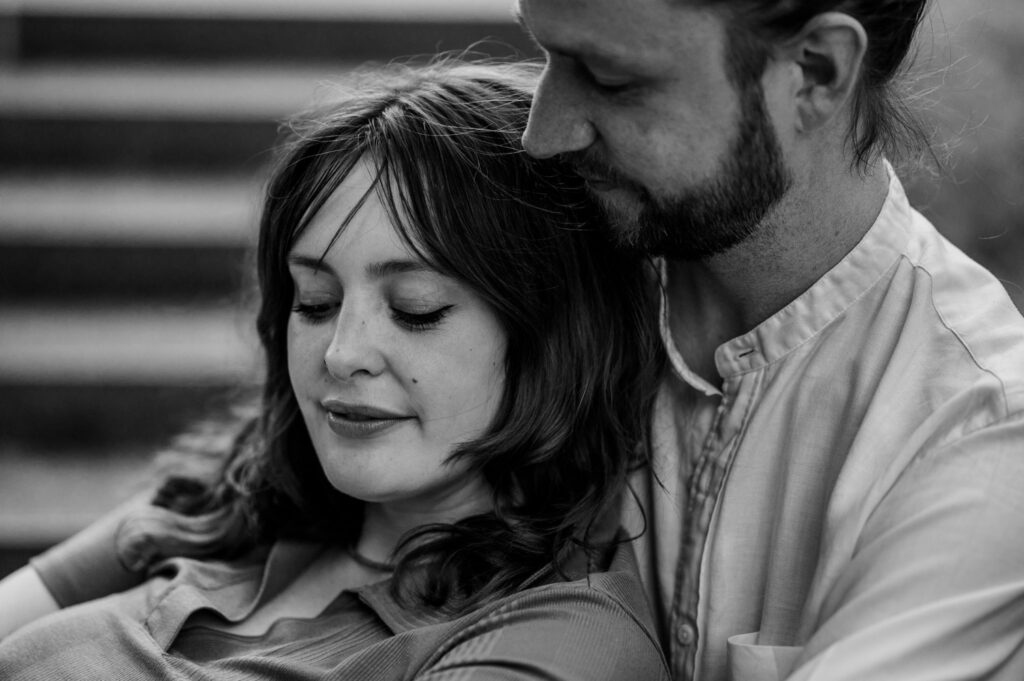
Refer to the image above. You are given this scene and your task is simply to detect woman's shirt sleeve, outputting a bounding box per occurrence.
[28,491,152,608]
[415,545,671,681]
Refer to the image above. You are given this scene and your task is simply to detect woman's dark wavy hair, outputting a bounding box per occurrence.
[116,58,664,612]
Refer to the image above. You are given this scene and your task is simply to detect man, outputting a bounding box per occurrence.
[516,0,1024,679]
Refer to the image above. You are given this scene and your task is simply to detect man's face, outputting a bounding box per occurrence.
[518,0,790,260]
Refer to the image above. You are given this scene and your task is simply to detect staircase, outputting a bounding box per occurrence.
[0,0,536,577]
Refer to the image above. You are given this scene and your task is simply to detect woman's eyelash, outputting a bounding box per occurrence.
[291,302,453,330]
[392,305,453,331]
[292,302,336,322]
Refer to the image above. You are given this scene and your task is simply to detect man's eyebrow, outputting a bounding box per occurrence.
[512,11,631,69]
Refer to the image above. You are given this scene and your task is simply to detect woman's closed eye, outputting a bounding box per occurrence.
[292,300,337,322]
[391,305,453,331]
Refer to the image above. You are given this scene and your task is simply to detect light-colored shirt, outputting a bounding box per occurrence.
[5,538,669,680]
[625,168,1024,681]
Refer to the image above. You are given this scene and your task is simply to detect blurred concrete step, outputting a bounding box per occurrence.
[0,65,341,119]
[0,446,155,547]
[0,64,358,172]
[0,174,259,246]
[0,382,248,449]
[0,305,260,447]
[0,305,259,384]
[0,243,250,303]
[0,174,260,302]
[5,0,532,64]
[0,115,278,173]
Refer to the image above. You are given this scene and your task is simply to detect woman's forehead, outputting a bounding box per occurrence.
[289,166,448,283]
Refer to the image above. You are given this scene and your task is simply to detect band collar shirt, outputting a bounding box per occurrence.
[625,167,1024,680]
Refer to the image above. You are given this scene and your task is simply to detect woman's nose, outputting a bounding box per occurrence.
[323,309,386,381]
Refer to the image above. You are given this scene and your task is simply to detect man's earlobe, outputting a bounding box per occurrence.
[786,12,867,133]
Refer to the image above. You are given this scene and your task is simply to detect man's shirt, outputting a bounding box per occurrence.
[625,168,1024,681]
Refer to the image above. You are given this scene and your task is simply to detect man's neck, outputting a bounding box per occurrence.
[666,158,891,387]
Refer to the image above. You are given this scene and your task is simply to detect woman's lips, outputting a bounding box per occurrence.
[321,401,414,439]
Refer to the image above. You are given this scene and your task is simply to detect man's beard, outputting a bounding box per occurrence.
[571,82,791,261]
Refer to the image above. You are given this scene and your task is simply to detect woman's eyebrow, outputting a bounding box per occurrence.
[287,255,434,279]
[366,259,434,279]
[287,253,333,274]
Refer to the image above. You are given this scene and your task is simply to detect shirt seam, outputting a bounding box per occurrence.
[907,259,1013,417]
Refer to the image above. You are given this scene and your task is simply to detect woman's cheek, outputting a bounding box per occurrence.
[286,323,324,395]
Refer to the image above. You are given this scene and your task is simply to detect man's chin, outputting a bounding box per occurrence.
[595,192,743,261]
[589,183,644,228]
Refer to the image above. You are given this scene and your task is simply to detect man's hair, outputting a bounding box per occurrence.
[697,0,930,167]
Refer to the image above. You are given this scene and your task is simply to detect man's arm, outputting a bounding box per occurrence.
[784,416,1024,680]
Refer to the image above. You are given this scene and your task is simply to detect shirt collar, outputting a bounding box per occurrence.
[145,541,293,650]
[658,256,724,397]
[660,162,913,389]
[147,519,626,645]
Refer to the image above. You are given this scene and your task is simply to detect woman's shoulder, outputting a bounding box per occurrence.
[419,540,670,680]
[494,536,655,626]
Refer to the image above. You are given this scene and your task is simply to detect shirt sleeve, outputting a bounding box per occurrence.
[780,416,1024,680]
[416,581,671,681]
[28,491,153,608]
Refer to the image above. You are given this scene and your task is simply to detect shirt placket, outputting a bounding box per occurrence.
[668,378,749,681]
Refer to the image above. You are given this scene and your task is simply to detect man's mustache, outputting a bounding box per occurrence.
[560,152,646,196]
[560,152,617,182]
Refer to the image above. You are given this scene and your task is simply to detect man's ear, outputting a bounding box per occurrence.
[780,12,867,134]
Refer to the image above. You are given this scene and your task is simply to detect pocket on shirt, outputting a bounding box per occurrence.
[727,632,803,681]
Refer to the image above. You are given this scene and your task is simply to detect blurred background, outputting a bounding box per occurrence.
[0,0,1021,578]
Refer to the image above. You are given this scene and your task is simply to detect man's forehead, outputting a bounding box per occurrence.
[515,0,671,63]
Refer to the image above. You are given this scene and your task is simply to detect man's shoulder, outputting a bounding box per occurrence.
[888,207,1024,413]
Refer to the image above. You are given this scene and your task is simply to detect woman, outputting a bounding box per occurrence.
[0,59,667,679]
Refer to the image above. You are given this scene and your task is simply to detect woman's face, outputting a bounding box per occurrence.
[287,159,506,515]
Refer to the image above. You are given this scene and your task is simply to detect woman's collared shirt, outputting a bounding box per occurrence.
[2,539,669,680]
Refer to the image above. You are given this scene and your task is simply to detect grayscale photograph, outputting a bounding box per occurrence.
[0,0,1022,679]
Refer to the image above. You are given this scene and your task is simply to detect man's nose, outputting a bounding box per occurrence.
[522,68,596,159]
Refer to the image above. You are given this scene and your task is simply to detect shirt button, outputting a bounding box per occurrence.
[676,621,697,647]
